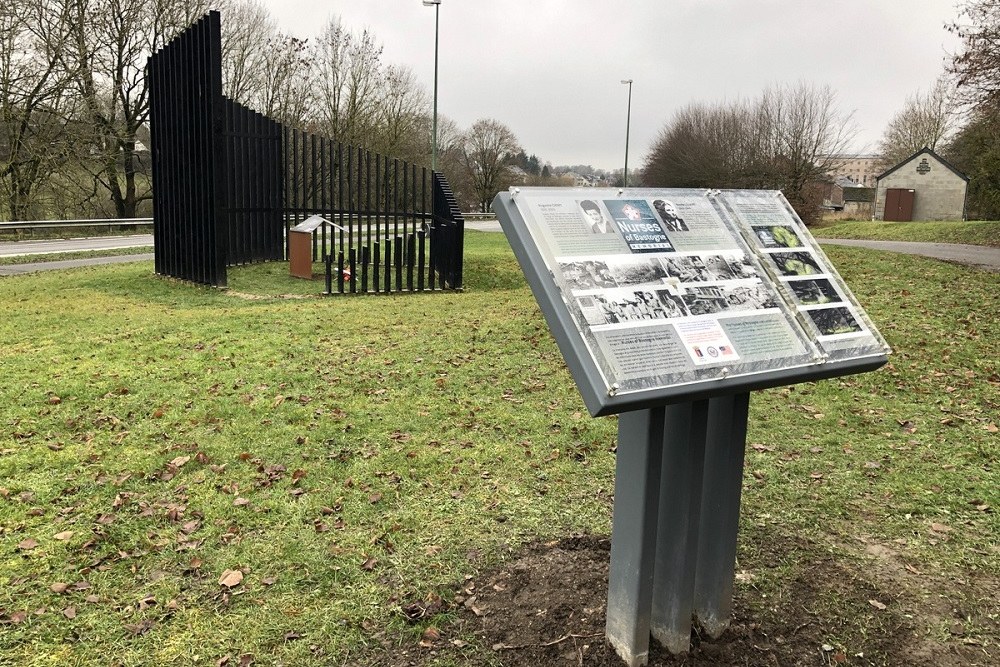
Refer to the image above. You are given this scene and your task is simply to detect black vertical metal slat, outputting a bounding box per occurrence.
[290,127,298,255]
[234,105,243,264]
[395,236,403,292]
[364,149,372,292]
[325,253,332,295]
[418,229,426,291]
[260,112,267,262]
[402,160,409,273]
[164,40,177,279]
[148,51,161,275]
[358,146,364,276]
[320,136,327,259]
[310,133,318,260]
[373,240,380,292]
[338,141,345,254]
[271,117,282,260]
[199,16,213,283]
[347,145,354,273]
[337,251,345,294]
[384,154,391,289]
[393,158,400,240]
[374,152,381,251]
[361,246,369,293]
[384,239,392,293]
[182,19,197,282]
[349,248,357,293]
[407,233,416,291]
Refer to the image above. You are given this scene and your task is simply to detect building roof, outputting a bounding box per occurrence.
[876,146,969,183]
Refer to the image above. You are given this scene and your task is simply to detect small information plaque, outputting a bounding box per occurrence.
[493,187,889,415]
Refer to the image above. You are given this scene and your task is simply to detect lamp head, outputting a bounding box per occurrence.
[423,0,441,5]
[621,79,633,85]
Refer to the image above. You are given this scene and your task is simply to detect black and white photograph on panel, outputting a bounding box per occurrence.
[655,288,690,318]
[604,254,672,287]
[558,259,618,290]
[681,285,730,315]
[726,253,757,279]
[807,306,864,336]
[660,255,712,282]
[702,255,736,281]
[575,289,688,326]
[788,278,842,305]
[753,225,804,249]
[578,199,616,234]
[770,251,824,277]
[722,284,779,311]
[651,198,690,232]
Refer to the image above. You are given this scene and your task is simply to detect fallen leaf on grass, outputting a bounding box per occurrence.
[8,611,28,624]
[360,557,377,571]
[50,582,69,594]
[868,599,887,610]
[233,498,250,507]
[53,531,74,541]
[17,538,39,551]
[930,522,952,533]
[283,631,302,641]
[419,626,441,647]
[219,570,244,588]
[169,456,190,468]
[125,619,155,635]
[62,606,76,619]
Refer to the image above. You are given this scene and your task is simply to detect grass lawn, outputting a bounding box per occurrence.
[0,232,997,666]
[815,220,1000,247]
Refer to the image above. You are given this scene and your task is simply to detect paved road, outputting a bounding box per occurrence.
[815,238,1000,272]
[0,234,153,257]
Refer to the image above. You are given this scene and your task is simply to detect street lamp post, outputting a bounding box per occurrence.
[621,79,633,188]
[423,0,442,172]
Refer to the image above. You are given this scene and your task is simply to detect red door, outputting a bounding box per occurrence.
[884,188,915,221]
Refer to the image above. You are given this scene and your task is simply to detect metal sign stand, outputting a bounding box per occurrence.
[606,393,748,665]
[491,187,889,666]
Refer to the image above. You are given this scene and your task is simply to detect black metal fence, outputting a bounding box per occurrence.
[148,11,463,291]
[283,128,464,295]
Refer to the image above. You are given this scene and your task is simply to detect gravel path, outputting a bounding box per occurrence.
[814,238,1000,272]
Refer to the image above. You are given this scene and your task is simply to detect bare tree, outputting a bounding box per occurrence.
[0,0,79,220]
[642,83,855,224]
[948,0,1000,109]
[462,118,521,213]
[370,64,429,164]
[877,77,958,169]
[221,0,274,103]
[61,0,214,218]
[311,17,384,148]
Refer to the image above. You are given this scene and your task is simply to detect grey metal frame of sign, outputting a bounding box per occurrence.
[492,192,885,417]
[492,189,888,666]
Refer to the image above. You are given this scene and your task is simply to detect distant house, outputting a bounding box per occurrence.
[824,154,880,187]
[874,147,968,221]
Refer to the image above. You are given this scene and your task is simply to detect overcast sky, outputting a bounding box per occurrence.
[256,0,963,171]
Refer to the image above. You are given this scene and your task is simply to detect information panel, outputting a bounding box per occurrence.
[493,187,889,415]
